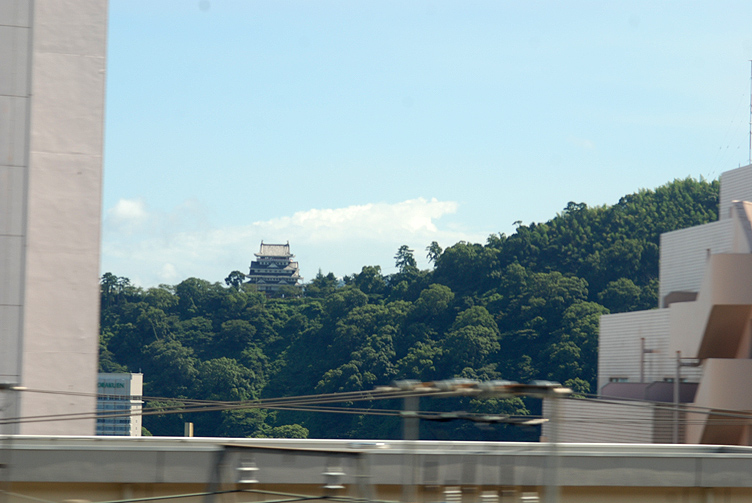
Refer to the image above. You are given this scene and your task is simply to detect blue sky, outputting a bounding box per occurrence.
[102,1,752,287]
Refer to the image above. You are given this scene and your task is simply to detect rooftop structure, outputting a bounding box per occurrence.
[547,164,752,445]
[247,241,302,294]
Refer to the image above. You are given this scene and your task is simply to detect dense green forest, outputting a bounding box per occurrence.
[100,177,719,440]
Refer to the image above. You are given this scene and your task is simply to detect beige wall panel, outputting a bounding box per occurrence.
[0,96,29,166]
[0,0,31,27]
[24,152,102,253]
[0,0,29,400]
[29,53,106,155]
[692,358,752,411]
[0,305,22,383]
[669,254,752,359]
[731,206,752,253]
[20,267,99,354]
[17,351,97,435]
[15,0,108,435]
[544,398,654,443]
[659,220,733,303]
[721,164,752,219]
[0,25,29,96]
[0,235,24,306]
[599,310,669,390]
[0,165,25,234]
[33,0,107,56]
[687,359,752,444]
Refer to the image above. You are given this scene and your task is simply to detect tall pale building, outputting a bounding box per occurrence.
[0,0,107,434]
[546,164,752,445]
[96,373,143,437]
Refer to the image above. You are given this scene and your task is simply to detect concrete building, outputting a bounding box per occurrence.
[246,242,302,294]
[0,0,107,434]
[548,164,752,445]
[96,373,143,437]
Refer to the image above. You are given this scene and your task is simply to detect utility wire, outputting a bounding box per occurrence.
[0,387,495,425]
[6,384,750,429]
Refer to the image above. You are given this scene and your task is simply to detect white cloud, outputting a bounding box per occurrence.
[101,198,490,287]
[106,198,148,234]
[258,198,458,242]
[159,263,179,283]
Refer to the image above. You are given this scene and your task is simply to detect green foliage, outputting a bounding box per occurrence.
[99,177,719,441]
[426,241,443,265]
[264,424,309,438]
[305,270,339,297]
[598,278,641,313]
[395,245,417,274]
[225,270,247,289]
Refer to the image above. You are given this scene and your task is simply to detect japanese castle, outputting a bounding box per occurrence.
[247,242,302,294]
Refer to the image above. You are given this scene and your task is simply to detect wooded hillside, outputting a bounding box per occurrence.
[99,177,719,440]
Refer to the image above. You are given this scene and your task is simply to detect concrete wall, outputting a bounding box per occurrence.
[0,0,107,435]
[720,164,752,219]
[6,437,752,503]
[0,0,32,389]
[598,309,701,392]
[659,220,734,305]
[687,359,752,445]
[543,398,655,443]
[668,254,752,359]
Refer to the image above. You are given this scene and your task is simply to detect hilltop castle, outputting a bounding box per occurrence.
[246,241,302,294]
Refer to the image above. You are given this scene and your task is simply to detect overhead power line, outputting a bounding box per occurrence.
[0,383,541,426]
[7,379,752,430]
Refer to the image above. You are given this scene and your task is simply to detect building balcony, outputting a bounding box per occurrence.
[686,358,752,445]
[669,254,752,360]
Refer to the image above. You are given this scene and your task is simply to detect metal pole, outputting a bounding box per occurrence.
[402,396,419,503]
[748,60,752,165]
[673,351,681,444]
[543,396,560,503]
[640,337,645,383]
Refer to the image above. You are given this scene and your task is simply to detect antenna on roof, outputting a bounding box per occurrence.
[748,60,752,165]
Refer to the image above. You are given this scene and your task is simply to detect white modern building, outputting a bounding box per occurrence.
[0,0,107,434]
[96,373,143,437]
[548,164,752,445]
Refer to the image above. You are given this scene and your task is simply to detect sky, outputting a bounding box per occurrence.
[102,0,752,288]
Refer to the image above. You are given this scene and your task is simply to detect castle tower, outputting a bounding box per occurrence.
[246,242,302,294]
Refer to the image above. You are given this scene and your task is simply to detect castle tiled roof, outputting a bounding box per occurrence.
[255,242,291,258]
[248,242,301,292]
